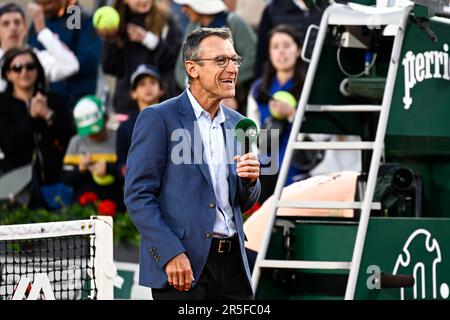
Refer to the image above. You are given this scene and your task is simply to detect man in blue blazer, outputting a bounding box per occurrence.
[124,27,261,300]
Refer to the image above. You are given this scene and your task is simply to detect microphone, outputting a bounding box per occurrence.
[235,118,259,184]
[235,118,258,155]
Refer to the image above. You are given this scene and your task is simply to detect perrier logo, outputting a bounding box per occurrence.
[402,44,450,110]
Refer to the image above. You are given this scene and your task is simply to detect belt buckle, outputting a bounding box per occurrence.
[218,239,231,253]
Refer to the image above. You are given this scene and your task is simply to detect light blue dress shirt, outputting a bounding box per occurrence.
[186,89,237,238]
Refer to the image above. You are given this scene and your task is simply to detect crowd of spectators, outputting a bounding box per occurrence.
[0,0,330,215]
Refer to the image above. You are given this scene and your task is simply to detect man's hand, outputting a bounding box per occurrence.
[234,153,260,183]
[165,253,194,292]
[29,93,51,119]
[27,3,46,33]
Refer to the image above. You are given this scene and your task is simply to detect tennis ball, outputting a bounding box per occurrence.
[270,91,297,120]
[93,6,120,31]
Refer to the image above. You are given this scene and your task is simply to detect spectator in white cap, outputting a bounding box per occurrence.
[173,0,256,116]
[62,95,124,212]
[116,64,165,181]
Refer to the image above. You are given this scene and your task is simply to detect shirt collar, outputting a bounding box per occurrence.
[186,88,225,124]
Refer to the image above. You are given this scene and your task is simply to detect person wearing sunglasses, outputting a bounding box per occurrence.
[0,47,76,209]
[125,27,260,300]
[0,3,79,93]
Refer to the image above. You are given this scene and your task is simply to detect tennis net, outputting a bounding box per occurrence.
[0,217,114,300]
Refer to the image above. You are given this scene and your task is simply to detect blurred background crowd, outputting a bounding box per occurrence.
[0,0,342,217]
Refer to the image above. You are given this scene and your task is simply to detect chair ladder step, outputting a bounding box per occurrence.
[258,259,351,270]
[277,200,381,210]
[306,104,382,112]
[292,141,375,150]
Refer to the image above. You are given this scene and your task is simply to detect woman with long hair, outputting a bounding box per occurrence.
[0,47,75,208]
[247,24,307,202]
[101,0,182,114]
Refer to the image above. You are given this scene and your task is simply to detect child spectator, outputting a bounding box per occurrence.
[101,0,182,115]
[62,96,124,212]
[116,64,164,181]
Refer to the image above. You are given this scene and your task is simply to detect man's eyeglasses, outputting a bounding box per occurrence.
[192,55,243,68]
[9,62,37,73]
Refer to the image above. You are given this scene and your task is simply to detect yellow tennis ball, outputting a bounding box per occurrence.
[270,91,297,120]
[93,6,120,31]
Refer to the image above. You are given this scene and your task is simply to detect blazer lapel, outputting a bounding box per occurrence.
[177,91,213,189]
[222,109,238,202]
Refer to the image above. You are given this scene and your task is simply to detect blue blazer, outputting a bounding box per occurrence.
[124,91,261,290]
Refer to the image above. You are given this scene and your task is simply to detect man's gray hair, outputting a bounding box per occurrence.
[182,27,234,82]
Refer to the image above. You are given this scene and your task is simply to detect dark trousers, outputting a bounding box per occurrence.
[152,236,254,300]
